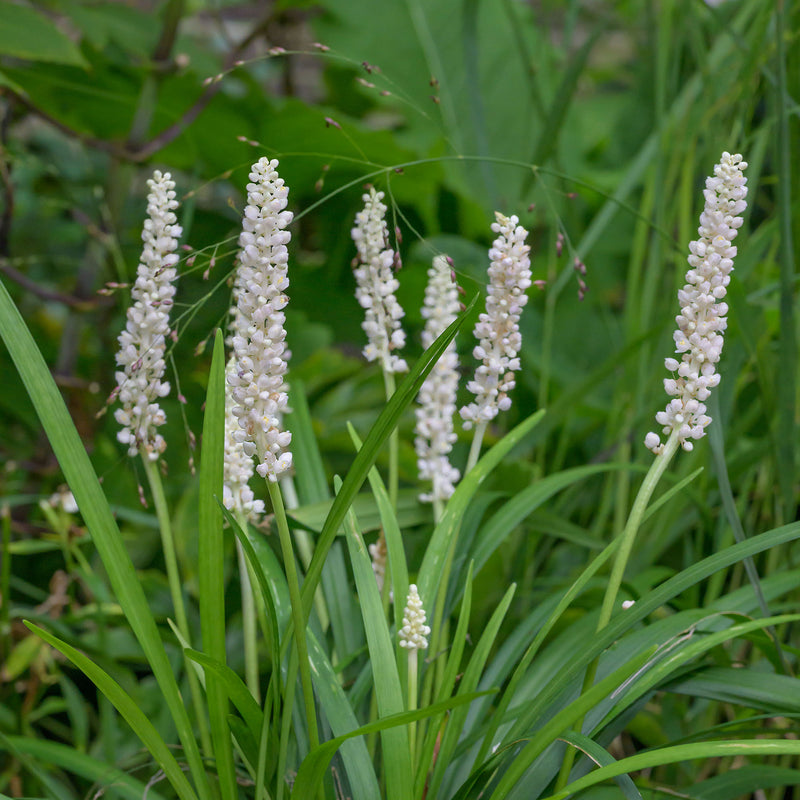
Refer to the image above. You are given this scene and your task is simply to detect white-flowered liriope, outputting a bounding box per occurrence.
[399,584,431,651]
[460,212,532,428]
[415,254,461,504]
[227,157,293,482]
[114,170,181,461]
[223,357,265,520]
[645,152,748,454]
[351,187,407,373]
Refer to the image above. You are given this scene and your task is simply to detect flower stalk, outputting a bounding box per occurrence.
[462,212,532,473]
[352,186,407,507]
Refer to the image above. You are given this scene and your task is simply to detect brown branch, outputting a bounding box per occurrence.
[0,258,110,310]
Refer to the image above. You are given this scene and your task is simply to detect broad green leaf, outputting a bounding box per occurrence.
[0,3,88,67]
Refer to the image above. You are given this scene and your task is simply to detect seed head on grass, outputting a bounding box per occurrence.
[460,213,532,428]
[645,152,748,454]
[227,157,293,482]
[114,170,181,460]
[351,187,407,374]
[415,254,461,503]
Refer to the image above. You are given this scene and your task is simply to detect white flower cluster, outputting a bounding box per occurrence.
[461,213,532,428]
[645,152,748,454]
[399,584,431,651]
[223,358,265,520]
[114,170,181,460]
[415,255,461,503]
[227,157,293,481]
[351,187,407,373]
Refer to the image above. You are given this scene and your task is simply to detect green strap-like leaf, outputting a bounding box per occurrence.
[24,623,196,800]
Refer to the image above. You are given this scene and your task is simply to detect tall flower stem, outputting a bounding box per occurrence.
[266,479,319,750]
[141,455,212,757]
[464,420,488,475]
[234,511,260,703]
[407,648,420,762]
[555,428,681,791]
[280,473,330,631]
[383,369,399,509]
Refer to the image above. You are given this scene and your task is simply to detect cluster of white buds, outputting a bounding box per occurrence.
[460,213,532,428]
[351,187,407,373]
[227,157,293,481]
[645,152,748,454]
[223,358,265,520]
[114,171,181,460]
[415,255,461,503]
[399,584,430,651]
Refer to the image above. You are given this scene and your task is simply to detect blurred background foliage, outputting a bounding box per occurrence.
[0,0,798,796]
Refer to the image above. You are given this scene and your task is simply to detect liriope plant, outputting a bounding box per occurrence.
[4,148,800,800]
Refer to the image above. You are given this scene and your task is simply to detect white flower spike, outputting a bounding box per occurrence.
[228,157,293,481]
[461,212,532,428]
[351,187,407,373]
[399,584,431,651]
[415,255,461,504]
[645,152,748,454]
[114,170,181,460]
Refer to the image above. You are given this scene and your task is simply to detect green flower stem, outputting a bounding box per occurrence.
[267,479,319,751]
[235,511,260,704]
[555,428,680,790]
[141,455,212,758]
[597,429,680,629]
[280,474,330,632]
[465,420,488,475]
[407,648,420,766]
[383,368,399,509]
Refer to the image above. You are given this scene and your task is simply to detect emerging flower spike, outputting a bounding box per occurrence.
[369,529,387,593]
[228,157,293,481]
[645,152,748,454]
[351,187,407,373]
[460,213,532,428]
[399,584,431,651]
[114,170,181,460]
[415,255,461,503]
[223,358,266,520]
